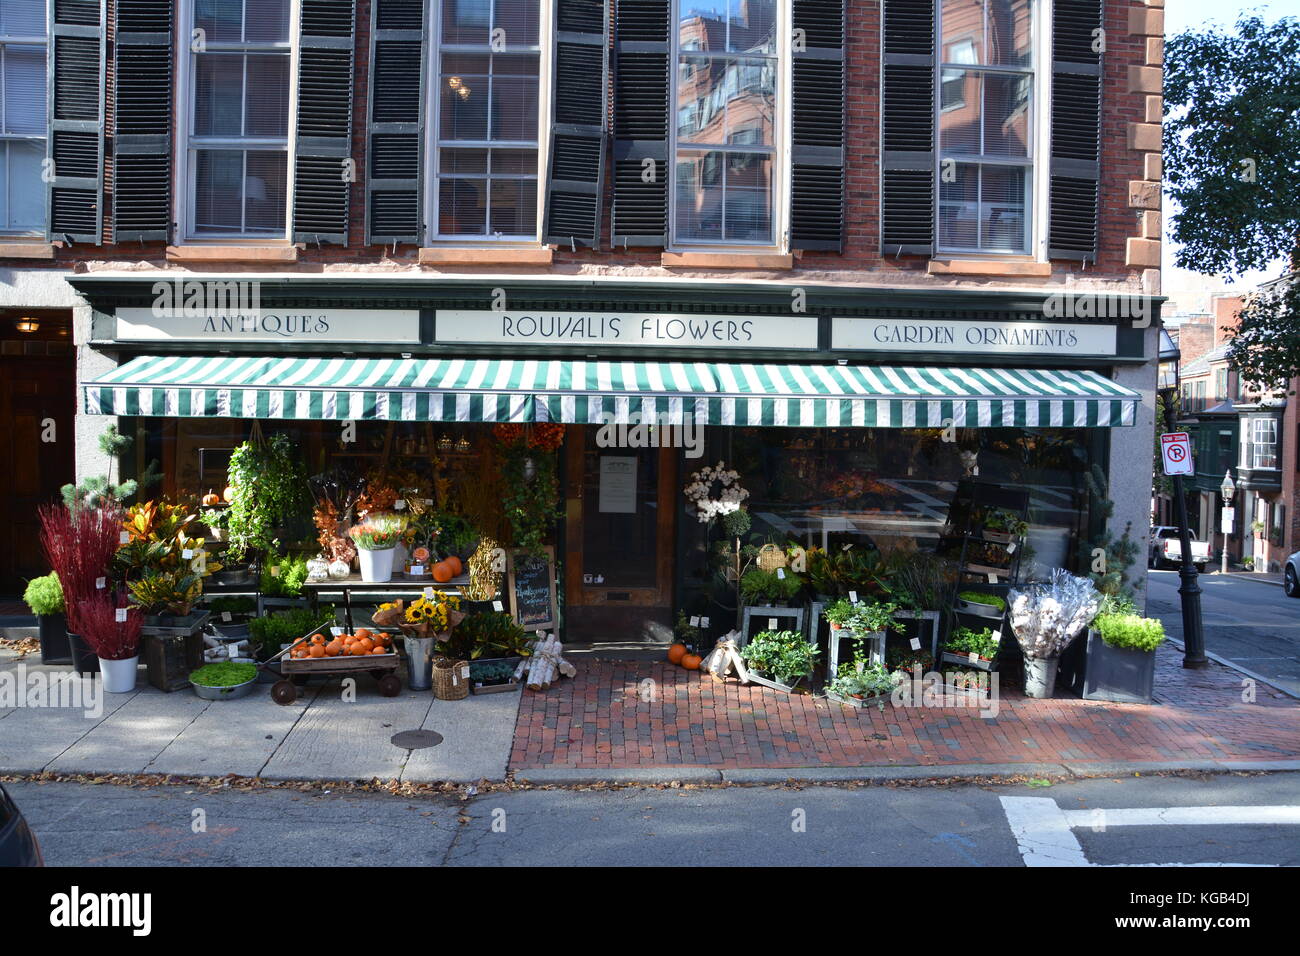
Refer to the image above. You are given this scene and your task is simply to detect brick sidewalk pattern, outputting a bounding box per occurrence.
[510,645,1300,770]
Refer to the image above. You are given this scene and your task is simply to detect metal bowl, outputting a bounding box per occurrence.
[190,661,259,701]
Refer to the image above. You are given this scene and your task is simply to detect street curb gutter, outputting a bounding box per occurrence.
[1164,637,1300,701]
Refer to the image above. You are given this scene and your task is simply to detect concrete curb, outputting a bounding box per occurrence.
[722,762,1070,783]
[513,767,724,785]
[1163,637,1300,700]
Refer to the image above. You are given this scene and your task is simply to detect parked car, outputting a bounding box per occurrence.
[0,783,42,866]
[1148,526,1210,572]
[1284,550,1300,597]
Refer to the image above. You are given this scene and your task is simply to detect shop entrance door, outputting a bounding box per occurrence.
[563,427,676,646]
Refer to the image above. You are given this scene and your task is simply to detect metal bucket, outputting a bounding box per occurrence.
[1022,656,1059,699]
[404,636,434,690]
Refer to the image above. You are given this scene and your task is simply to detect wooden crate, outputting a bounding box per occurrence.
[141,632,206,693]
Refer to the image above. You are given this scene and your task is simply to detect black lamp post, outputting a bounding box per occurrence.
[1173,475,1208,668]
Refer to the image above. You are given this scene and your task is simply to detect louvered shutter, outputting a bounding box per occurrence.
[611,0,669,248]
[790,0,845,252]
[366,0,426,245]
[1048,0,1101,261]
[46,0,106,244]
[879,0,934,256]
[293,0,356,244]
[544,0,609,249]
[112,0,172,242]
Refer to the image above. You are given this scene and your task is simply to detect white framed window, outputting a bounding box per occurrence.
[671,0,781,247]
[0,0,47,235]
[181,0,294,240]
[1250,417,1278,470]
[936,0,1035,255]
[429,0,543,241]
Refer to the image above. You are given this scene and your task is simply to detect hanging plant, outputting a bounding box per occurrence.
[500,445,561,555]
[224,431,310,562]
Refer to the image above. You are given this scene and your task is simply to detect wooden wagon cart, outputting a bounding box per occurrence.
[266,625,403,705]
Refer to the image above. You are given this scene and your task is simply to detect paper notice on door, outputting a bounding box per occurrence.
[598,456,638,513]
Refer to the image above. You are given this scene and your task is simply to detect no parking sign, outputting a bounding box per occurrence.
[1160,432,1193,476]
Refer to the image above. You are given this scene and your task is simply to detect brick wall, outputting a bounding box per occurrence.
[4,0,1161,294]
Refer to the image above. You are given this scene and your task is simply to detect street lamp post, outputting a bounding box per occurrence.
[1220,471,1235,576]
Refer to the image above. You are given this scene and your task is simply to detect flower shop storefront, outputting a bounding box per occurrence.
[70,275,1150,651]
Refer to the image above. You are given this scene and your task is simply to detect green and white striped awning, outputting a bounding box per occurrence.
[85,356,1140,428]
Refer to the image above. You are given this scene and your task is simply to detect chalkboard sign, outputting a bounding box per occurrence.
[506,546,558,631]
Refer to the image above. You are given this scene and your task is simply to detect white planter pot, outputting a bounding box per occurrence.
[99,655,139,694]
[358,547,396,583]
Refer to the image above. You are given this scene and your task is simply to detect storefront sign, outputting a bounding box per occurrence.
[436,311,818,350]
[598,456,638,514]
[832,317,1118,357]
[115,308,422,344]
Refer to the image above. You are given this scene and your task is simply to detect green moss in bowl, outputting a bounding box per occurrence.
[190,661,258,687]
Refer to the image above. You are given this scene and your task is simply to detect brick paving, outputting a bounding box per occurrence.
[510,644,1300,771]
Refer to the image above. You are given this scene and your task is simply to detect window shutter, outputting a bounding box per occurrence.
[790,0,845,252]
[1049,0,1101,261]
[294,0,356,245]
[112,0,172,243]
[366,0,426,245]
[879,0,934,256]
[47,0,106,244]
[611,0,669,248]
[544,0,609,249]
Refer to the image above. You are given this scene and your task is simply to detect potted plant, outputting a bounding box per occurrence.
[373,590,466,690]
[1008,569,1101,698]
[956,589,1006,618]
[224,432,312,564]
[940,625,1001,671]
[826,660,896,707]
[23,572,70,664]
[469,658,520,694]
[349,513,408,583]
[38,500,126,676]
[739,567,805,606]
[980,507,1029,543]
[78,591,143,693]
[189,660,259,701]
[260,553,309,599]
[740,629,818,692]
[823,597,856,630]
[1082,608,1165,704]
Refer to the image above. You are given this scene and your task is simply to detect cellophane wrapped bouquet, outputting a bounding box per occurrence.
[373,590,464,640]
[1008,569,1101,660]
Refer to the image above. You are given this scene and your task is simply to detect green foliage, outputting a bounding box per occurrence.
[958,590,1006,612]
[944,626,999,660]
[23,573,64,616]
[434,510,478,557]
[1080,464,1140,600]
[979,507,1029,538]
[500,447,561,555]
[63,474,137,511]
[260,554,308,597]
[740,630,818,685]
[826,662,896,700]
[248,605,336,660]
[469,659,517,684]
[437,611,532,661]
[844,599,900,635]
[875,550,955,610]
[205,595,257,616]
[225,433,311,562]
[739,567,805,604]
[1094,613,1166,652]
[189,661,258,687]
[1224,277,1300,388]
[720,508,752,539]
[128,570,204,616]
[673,610,703,648]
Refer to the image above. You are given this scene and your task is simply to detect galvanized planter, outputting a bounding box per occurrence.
[191,668,259,701]
[744,671,809,695]
[1081,630,1156,704]
[939,650,998,672]
[825,689,892,709]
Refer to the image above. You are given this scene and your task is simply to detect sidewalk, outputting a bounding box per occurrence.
[509,644,1300,775]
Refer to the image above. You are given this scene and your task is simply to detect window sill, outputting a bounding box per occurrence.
[661,251,794,270]
[0,240,56,259]
[927,258,1051,278]
[166,245,299,264]
[417,247,553,266]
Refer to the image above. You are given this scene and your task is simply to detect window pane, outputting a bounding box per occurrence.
[942,0,985,63]
[3,44,46,135]
[443,0,491,45]
[676,152,723,241]
[441,148,488,175]
[675,150,769,243]
[722,152,771,241]
[490,70,539,140]
[440,72,489,140]
[488,177,537,234]
[496,0,540,47]
[938,161,979,249]
[244,0,291,43]
[245,54,290,136]
[986,0,1033,67]
[0,0,45,37]
[244,150,287,232]
[194,150,245,232]
[7,140,43,230]
[491,148,535,174]
[979,164,1027,251]
[728,0,775,54]
[983,73,1030,157]
[680,1,727,52]
[439,178,487,234]
[193,54,245,136]
[196,0,244,43]
[938,69,980,154]
[677,57,773,147]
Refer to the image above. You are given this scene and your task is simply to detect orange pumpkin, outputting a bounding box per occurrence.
[667,643,687,665]
[202,490,221,506]
[432,561,453,583]
[444,555,463,576]
[681,653,702,671]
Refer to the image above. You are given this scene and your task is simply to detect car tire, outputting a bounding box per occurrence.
[1285,565,1300,598]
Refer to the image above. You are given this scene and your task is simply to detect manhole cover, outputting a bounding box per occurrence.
[390,730,444,750]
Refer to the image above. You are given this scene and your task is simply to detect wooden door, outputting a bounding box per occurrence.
[563,426,677,645]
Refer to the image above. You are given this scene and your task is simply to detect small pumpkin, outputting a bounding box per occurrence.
[202,490,221,506]
[432,561,453,583]
[681,653,702,671]
[222,485,236,503]
[667,643,687,665]
[444,555,463,576]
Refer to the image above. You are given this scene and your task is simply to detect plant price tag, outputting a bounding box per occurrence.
[182,549,194,560]
[968,652,979,664]
[95,577,106,589]
[910,637,922,651]
[992,630,1002,643]
[776,567,785,579]
[700,617,710,628]
[424,587,435,599]
[689,616,700,627]
[492,600,504,612]
[410,565,424,576]
[120,531,130,544]
[115,607,128,623]
[270,565,279,577]
[848,590,858,603]
[1007,542,1016,554]
[768,618,778,630]
[222,612,232,622]
[987,573,998,584]
[395,499,407,510]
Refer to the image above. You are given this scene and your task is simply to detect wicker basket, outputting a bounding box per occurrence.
[433,657,470,701]
[756,543,788,572]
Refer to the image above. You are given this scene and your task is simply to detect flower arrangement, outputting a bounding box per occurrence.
[493,422,565,452]
[826,473,894,500]
[356,476,400,517]
[38,501,126,636]
[348,513,408,551]
[373,590,464,639]
[77,590,143,661]
[465,536,503,601]
[309,468,367,564]
[683,461,749,524]
[1008,569,1100,660]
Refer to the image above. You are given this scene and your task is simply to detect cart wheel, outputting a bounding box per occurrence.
[271,680,298,705]
[377,674,401,698]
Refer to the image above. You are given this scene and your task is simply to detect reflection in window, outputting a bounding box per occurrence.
[674,0,776,244]
[937,0,1034,254]
[436,0,540,238]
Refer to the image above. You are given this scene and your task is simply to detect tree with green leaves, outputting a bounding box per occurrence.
[1164,14,1300,385]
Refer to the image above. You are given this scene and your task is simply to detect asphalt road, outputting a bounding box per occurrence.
[8,772,1300,867]
[1146,570,1300,697]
